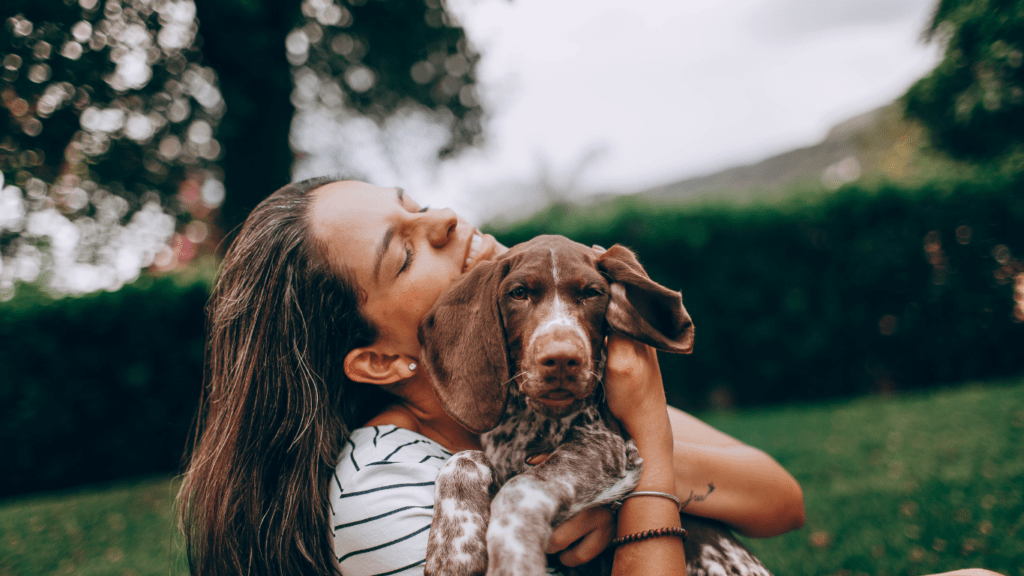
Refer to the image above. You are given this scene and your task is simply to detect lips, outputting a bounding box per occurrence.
[463,232,482,272]
[462,230,500,273]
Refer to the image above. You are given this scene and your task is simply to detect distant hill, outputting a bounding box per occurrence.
[621,103,968,206]
[485,103,970,230]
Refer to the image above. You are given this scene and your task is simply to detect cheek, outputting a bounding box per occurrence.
[403,271,458,329]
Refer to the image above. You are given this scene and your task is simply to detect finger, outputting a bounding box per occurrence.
[545,520,579,554]
[558,517,615,567]
[545,507,614,554]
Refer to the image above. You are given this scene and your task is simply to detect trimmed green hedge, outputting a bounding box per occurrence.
[5,173,1024,496]
[489,173,1024,411]
[0,277,207,498]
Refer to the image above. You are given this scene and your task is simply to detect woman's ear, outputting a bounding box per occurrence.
[344,346,416,385]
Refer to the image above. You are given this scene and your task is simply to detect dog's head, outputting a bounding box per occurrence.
[419,235,693,434]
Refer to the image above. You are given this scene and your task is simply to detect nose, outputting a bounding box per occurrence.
[536,338,585,376]
[423,208,457,248]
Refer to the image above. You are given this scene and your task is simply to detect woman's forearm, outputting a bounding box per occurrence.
[612,406,686,576]
[672,441,804,537]
[667,407,805,538]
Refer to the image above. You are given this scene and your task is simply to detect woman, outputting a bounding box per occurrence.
[178,176,805,576]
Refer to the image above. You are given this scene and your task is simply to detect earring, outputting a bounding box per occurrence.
[409,362,417,371]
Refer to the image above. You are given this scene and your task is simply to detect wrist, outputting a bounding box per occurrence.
[627,412,674,463]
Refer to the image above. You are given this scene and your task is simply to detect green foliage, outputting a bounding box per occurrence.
[709,381,1024,576]
[903,0,1024,162]
[0,275,208,498]
[3,382,1020,576]
[489,173,1024,410]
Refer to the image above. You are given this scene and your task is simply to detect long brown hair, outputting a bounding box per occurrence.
[178,177,394,575]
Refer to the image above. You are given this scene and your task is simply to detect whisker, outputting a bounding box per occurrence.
[502,371,528,388]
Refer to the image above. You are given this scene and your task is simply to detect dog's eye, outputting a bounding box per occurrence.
[509,287,528,300]
[582,287,604,299]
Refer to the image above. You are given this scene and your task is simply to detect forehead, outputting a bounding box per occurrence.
[309,180,400,271]
[310,180,399,231]
[505,236,603,283]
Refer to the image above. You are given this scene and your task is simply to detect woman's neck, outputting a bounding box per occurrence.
[366,375,482,453]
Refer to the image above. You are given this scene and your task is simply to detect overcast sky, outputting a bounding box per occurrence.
[293,0,942,223]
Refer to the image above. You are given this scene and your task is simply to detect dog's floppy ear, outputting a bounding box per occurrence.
[596,245,694,354]
[419,258,511,434]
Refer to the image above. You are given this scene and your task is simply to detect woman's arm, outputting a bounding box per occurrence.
[604,335,686,575]
[667,407,805,538]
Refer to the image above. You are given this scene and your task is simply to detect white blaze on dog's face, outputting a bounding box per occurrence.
[497,240,610,416]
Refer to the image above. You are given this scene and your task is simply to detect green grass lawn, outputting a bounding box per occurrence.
[0,476,187,576]
[2,381,1022,576]
[705,381,1024,576]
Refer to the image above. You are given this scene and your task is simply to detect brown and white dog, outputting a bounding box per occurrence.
[419,235,770,576]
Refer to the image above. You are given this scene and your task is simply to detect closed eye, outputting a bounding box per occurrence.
[398,245,414,275]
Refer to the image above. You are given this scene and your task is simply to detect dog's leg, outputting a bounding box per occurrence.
[485,430,640,576]
[426,451,500,576]
[484,470,566,576]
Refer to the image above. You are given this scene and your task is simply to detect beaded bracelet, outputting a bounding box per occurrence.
[611,526,689,547]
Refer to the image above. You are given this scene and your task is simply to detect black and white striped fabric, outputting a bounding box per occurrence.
[330,425,452,576]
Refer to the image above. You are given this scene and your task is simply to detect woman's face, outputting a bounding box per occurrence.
[310,180,504,358]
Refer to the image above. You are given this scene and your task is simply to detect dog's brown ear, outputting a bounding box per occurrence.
[596,245,694,354]
[418,259,511,434]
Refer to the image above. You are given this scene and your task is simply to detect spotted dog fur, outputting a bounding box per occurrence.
[426,451,498,576]
[420,235,771,576]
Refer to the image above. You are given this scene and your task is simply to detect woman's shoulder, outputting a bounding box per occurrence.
[329,425,452,575]
[332,425,453,503]
[338,425,452,476]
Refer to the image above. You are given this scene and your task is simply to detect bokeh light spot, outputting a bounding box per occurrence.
[410,60,434,84]
[344,65,375,93]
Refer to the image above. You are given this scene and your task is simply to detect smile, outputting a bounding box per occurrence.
[463,232,483,272]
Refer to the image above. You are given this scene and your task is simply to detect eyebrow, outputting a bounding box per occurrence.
[372,188,405,281]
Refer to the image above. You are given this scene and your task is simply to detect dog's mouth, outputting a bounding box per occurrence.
[536,389,576,408]
[522,387,588,415]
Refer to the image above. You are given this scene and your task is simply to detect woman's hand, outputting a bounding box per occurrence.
[603,333,667,439]
[545,506,617,567]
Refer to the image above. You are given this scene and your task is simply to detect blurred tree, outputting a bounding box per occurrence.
[1,0,225,297]
[179,0,485,236]
[904,0,1024,162]
[2,0,485,296]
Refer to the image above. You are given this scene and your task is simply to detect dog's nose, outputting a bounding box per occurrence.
[537,339,585,374]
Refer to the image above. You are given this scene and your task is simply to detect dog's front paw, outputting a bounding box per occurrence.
[483,525,549,576]
[427,452,496,576]
[425,501,489,576]
[425,530,487,576]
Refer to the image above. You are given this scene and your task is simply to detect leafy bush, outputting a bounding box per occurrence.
[490,173,1024,410]
[0,276,208,498]
[6,171,1024,497]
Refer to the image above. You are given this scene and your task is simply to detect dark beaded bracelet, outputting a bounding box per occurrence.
[611,526,689,547]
